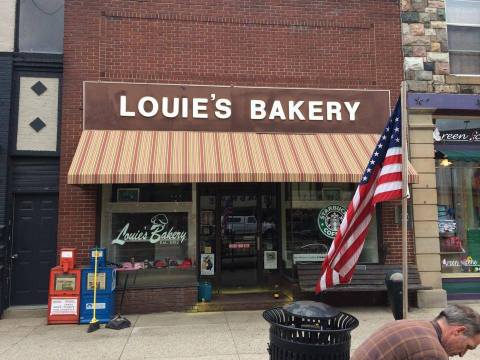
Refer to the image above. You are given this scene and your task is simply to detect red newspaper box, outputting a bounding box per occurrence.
[47,248,82,324]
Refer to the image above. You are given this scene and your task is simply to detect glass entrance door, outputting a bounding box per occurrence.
[198,183,280,289]
[220,194,259,287]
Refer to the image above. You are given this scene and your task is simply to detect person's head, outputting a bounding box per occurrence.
[435,305,480,357]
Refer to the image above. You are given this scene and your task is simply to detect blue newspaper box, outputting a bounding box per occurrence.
[79,292,115,324]
[79,248,116,324]
[89,248,107,268]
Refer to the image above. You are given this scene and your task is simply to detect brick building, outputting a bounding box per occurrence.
[401,0,480,302]
[58,0,426,312]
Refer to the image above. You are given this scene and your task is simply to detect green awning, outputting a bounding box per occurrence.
[442,149,480,161]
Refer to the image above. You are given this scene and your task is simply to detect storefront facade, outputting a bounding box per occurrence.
[61,1,417,312]
[0,0,63,312]
[435,119,480,298]
[401,0,480,302]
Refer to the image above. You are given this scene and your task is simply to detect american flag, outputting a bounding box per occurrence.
[315,99,403,294]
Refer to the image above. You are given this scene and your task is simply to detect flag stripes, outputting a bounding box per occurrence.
[316,100,403,293]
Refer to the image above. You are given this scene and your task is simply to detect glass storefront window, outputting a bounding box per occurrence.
[101,185,195,288]
[435,119,480,274]
[283,183,379,269]
[199,193,216,277]
[111,184,192,202]
[110,212,189,264]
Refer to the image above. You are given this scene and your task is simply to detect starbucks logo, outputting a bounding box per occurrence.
[317,205,347,239]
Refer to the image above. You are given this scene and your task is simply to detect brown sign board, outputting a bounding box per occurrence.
[83,82,390,134]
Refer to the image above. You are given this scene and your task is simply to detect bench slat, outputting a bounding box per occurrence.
[296,263,431,293]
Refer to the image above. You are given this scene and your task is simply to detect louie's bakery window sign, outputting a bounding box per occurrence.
[83,82,390,134]
[110,212,188,264]
[112,213,187,246]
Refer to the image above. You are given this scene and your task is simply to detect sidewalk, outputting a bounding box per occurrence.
[1,304,479,360]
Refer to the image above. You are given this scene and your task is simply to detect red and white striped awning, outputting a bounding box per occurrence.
[68,130,418,184]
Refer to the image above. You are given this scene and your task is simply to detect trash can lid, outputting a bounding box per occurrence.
[385,271,403,282]
[283,301,340,319]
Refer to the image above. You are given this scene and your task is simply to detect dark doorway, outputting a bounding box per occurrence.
[220,193,259,287]
[11,194,58,305]
[198,183,280,289]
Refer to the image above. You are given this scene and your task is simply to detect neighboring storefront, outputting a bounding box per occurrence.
[61,1,414,312]
[0,0,63,312]
[435,119,480,299]
[408,94,480,302]
[401,0,480,303]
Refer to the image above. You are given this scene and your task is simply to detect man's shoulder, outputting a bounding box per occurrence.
[351,320,447,360]
[378,319,436,334]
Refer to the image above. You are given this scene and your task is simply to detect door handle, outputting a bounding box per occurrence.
[11,253,18,260]
[257,236,260,251]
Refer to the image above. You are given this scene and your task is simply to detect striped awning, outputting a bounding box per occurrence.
[68,130,418,184]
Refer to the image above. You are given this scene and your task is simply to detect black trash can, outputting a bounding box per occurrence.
[263,301,359,360]
[385,271,403,320]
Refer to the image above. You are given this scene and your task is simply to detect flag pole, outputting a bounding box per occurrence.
[401,81,409,319]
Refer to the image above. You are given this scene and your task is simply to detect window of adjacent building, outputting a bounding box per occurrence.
[283,183,380,270]
[434,119,480,274]
[446,0,480,75]
[18,0,64,53]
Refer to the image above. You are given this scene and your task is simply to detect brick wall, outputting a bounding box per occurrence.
[381,201,416,264]
[61,1,405,264]
[116,287,198,314]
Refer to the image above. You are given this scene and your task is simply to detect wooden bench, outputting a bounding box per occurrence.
[296,263,432,293]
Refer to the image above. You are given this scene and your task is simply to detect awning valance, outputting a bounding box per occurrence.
[436,145,480,162]
[68,130,418,184]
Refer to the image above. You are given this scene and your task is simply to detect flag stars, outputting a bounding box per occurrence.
[317,101,402,293]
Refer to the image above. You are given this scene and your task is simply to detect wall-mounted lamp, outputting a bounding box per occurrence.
[440,158,452,167]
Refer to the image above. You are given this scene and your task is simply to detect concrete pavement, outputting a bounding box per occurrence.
[1,304,480,360]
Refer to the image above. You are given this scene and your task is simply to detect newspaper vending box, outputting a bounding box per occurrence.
[47,248,81,324]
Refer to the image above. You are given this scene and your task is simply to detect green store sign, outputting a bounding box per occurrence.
[317,205,347,239]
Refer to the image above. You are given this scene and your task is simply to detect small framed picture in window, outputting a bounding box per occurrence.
[117,188,140,202]
[322,188,340,201]
[200,210,215,225]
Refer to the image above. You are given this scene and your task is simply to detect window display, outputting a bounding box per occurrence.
[110,212,189,266]
[435,119,480,273]
[101,182,196,289]
[284,183,379,269]
[111,184,192,202]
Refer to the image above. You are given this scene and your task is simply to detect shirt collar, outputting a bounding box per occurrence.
[431,320,443,342]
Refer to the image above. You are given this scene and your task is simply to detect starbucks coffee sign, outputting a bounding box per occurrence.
[317,205,346,239]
